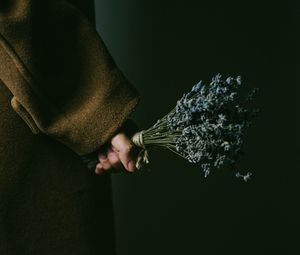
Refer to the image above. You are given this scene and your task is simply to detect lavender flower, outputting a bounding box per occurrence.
[132,74,259,180]
[235,172,252,182]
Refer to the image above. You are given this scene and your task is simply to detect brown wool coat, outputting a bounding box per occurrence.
[0,0,140,254]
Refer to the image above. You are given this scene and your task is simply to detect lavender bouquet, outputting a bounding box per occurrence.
[82,74,258,180]
[131,74,258,180]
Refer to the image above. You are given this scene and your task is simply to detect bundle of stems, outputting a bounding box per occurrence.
[83,74,258,180]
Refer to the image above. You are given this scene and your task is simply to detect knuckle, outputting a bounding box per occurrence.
[110,160,121,168]
[107,153,119,165]
[98,153,108,162]
[101,161,112,170]
[99,158,108,165]
[107,149,116,156]
[109,157,119,166]
[123,144,133,154]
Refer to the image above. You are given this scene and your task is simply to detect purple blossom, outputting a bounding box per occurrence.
[165,74,258,178]
[126,74,259,180]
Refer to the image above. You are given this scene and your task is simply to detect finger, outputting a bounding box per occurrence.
[95,163,104,175]
[111,133,137,172]
[107,147,123,170]
[97,152,112,170]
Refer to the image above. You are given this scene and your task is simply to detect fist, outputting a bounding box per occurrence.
[95,132,139,175]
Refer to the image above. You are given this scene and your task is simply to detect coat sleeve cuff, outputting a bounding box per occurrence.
[0,0,141,156]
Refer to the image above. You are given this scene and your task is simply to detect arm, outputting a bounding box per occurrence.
[0,0,140,156]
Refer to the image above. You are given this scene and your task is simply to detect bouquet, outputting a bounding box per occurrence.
[82,74,259,181]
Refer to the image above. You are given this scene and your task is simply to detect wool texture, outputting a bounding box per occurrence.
[0,0,140,156]
[0,0,139,254]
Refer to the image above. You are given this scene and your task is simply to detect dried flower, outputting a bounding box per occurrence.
[235,172,252,182]
[132,74,259,180]
[82,74,259,181]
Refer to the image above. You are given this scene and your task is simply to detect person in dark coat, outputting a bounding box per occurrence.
[0,0,140,254]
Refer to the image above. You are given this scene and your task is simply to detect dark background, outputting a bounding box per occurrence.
[95,1,299,254]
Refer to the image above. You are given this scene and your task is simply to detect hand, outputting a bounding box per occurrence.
[95,132,139,175]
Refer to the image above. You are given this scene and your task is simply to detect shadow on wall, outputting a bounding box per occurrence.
[96,1,300,255]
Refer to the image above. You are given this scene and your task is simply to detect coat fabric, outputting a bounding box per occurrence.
[0,0,140,254]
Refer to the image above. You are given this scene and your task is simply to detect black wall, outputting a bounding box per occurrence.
[95,1,299,254]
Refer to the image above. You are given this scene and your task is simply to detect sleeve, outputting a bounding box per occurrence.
[0,0,140,156]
